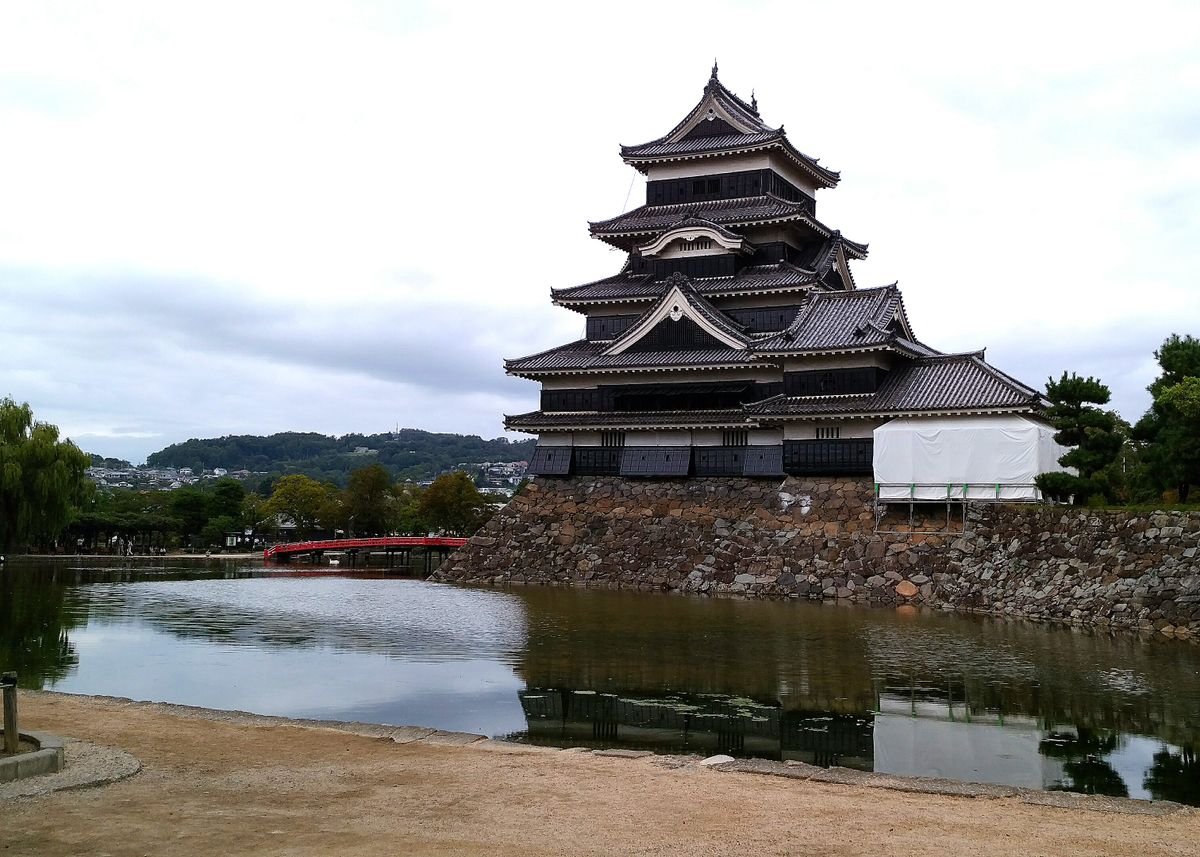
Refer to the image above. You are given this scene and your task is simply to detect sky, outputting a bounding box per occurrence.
[1,1,1197,463]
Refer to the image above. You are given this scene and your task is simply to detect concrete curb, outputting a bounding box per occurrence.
[0,731,65,783]
[1,738,141,800]
[24,690,1198,816]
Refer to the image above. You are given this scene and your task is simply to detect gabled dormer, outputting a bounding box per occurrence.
[604,273,749,356]
[637,217,753,259]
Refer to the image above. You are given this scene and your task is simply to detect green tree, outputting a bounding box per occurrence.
[418,471,494,536]
[199,514,236,548]
[241,493,275,541]
[263,474,329,538]
[168,488,210,542]
[1134,335,1200,502]
[392,483,427,534]
[316,487,346,535]
[209,477,247,520]
[0,397,91,551]
[344,464,394,535]
[1034,373,1123,504]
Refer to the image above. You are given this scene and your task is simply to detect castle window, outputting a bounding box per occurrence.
[816,426,841,440]
[601,431,626,448]
[722,430,748,447]
[681,237,712,252]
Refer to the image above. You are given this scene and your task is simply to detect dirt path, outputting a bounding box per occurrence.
[5,692,1197,857]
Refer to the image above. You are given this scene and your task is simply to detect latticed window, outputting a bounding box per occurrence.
[601,431,626,448]
[816,426,841,439]
[722,430,748,447]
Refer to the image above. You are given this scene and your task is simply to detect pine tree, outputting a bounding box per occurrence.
[1133,334,1200,502]
[1034,373,1122,504]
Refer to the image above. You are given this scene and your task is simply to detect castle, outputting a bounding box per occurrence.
[507,65,1055,496]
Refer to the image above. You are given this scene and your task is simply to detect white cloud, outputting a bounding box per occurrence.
[1,0,1197,460]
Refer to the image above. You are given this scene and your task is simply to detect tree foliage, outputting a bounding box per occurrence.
[1034,373,1123,504]
[418,472,495,536]
[0,397,92,551]
[145,429,534,486]
[262,474,331,538]
[1133,334,1200,502]
[344,463,393,535]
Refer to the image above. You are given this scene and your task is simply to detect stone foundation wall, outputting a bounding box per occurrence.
[435,477,1200,637]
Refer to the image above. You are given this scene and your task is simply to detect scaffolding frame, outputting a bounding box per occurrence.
[872,482,1041,535]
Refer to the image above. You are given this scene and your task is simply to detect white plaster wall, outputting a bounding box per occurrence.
[782,420,881,440]
[535,367,784,386]
[749,429,783,445]
[624,430,692,446]
[654,241,734,260]
[538,377,602,391]
[709,291,811,310]
[574,301,654,317]
[535,433,573,447]
[645,152,772,180]
[781,353,893,371]
[642,152,820,196]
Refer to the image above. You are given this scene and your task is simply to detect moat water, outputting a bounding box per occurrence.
[3,557,1198,804]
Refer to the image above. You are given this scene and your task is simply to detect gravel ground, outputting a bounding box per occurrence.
[5,691,1198,857]
[1,738,141,800]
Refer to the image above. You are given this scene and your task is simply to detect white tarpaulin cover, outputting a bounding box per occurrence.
[872,415,1069,501]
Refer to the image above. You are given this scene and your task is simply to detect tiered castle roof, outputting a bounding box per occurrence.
[618,63,840,188]
[504,65,1046,442]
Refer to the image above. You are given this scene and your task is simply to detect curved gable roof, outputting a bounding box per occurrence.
[604,273,750,355]
[619,66,839,188]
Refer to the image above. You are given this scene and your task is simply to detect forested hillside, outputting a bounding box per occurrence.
[146,430,535,485]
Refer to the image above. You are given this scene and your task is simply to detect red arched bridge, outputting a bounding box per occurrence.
[264,536,467,573]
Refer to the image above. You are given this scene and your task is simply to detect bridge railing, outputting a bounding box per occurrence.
[263,536,467,561]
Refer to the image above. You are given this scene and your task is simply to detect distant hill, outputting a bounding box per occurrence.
[89,454,134,469]
[146,430,535,486]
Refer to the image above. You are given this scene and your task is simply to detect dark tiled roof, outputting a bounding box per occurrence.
[753,285,918,355]
[599,274,751,354]
[633,69,774,144]
[746,353,1045,418]
[623,133,839,189]
[646,215,747,246]
[505,339,758,376]
[552,261,825,305]
[590,196,835,248]
[670,273,748,338]
[505,409,757,432]
[618,71,838,187]
[623,130,782,158]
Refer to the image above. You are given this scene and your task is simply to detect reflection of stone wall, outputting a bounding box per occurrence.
[435,477,1200,636]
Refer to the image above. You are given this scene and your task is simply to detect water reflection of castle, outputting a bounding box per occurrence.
[510,585,1200,801]
[518,685,1197,800]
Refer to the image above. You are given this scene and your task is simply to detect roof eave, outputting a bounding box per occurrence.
[505,361,765,379]
[750,343,901,358]
[753,405,1043,421]
[621,138,839,188]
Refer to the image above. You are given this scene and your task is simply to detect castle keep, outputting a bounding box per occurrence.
[507,65,1054,493]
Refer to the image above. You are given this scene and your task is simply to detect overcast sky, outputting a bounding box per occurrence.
[2,1,1197,463]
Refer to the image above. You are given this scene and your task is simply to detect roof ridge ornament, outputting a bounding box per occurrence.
[750,89,758,114]
[664,271,693,290]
